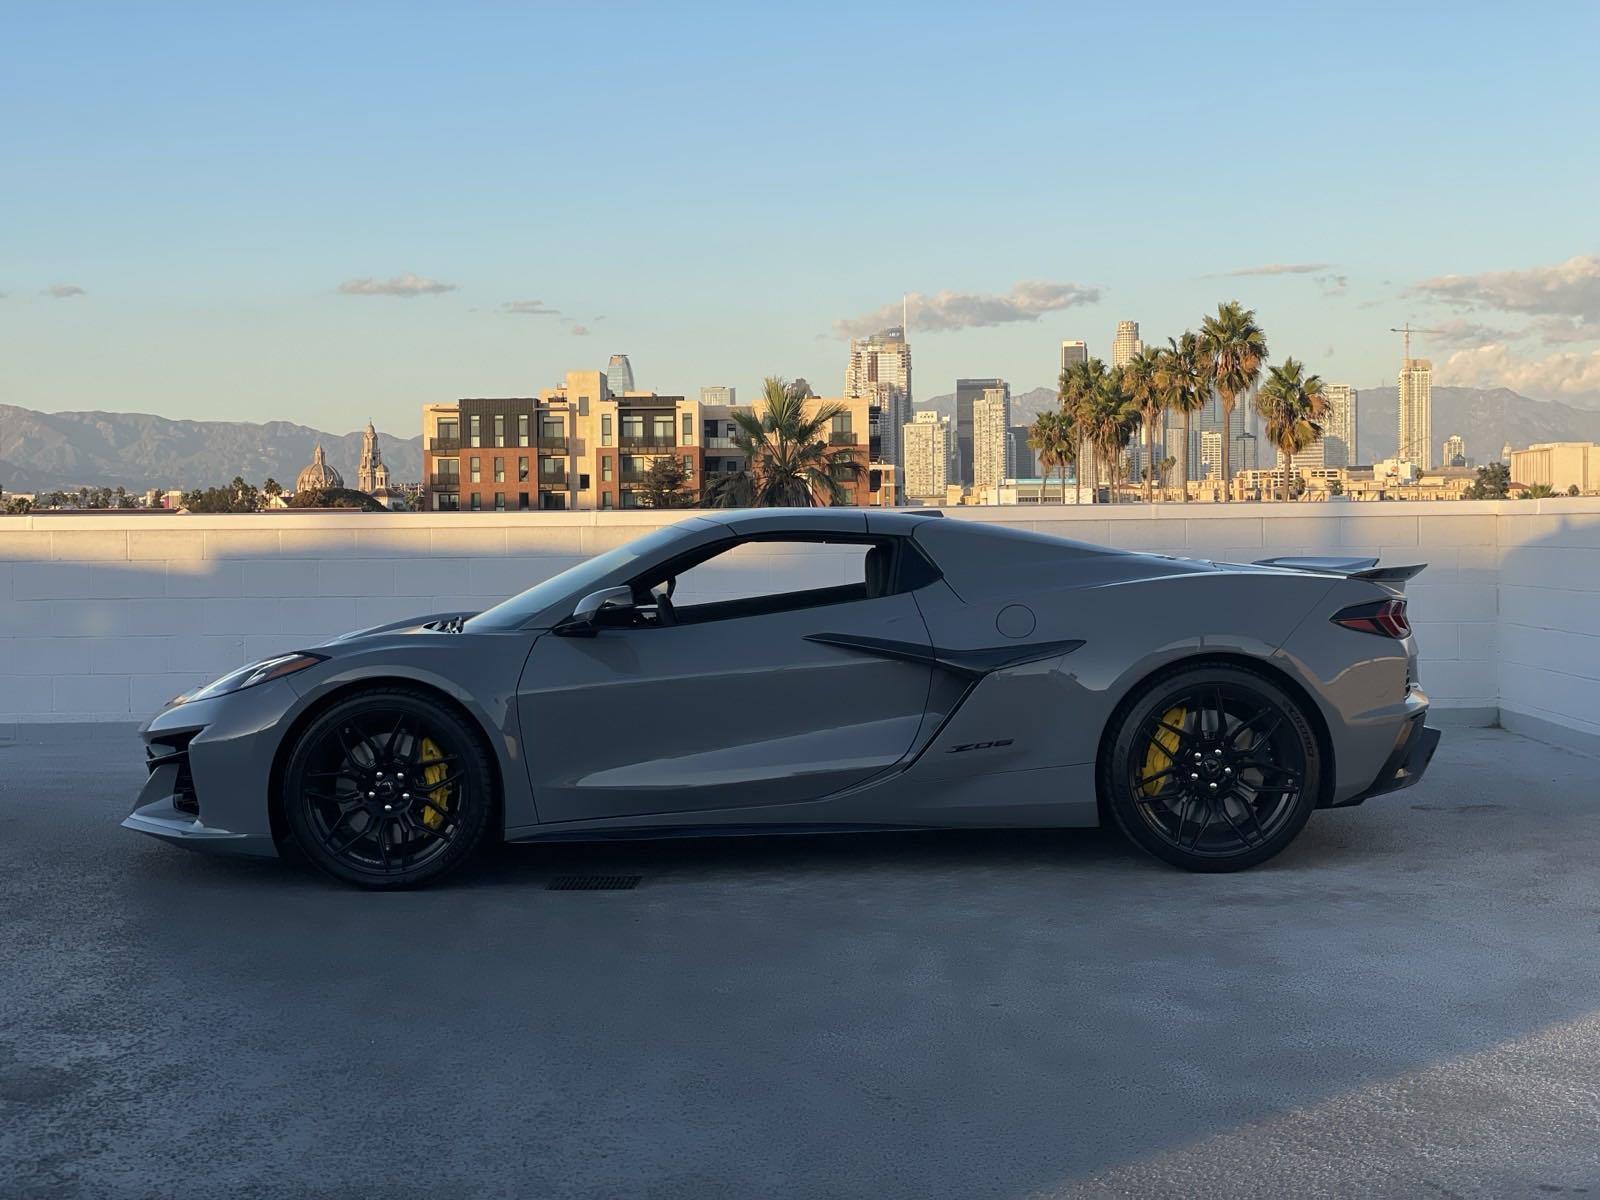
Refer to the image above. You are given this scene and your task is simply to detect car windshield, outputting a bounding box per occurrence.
[464,524,693,630]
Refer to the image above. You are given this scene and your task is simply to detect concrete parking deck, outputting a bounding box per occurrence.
[4,726,1599,1199]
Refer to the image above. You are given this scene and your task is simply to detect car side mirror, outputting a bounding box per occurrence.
[554,585,636,637]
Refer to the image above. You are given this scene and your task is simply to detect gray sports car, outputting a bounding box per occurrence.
[125,509,1439,888]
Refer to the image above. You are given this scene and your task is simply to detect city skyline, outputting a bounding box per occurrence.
[4,3,1599,433]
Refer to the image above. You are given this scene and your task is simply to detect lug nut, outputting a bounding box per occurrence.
[1190,773,1200,780]
[383,803,392,811]
[376,771,384,778]
[1224,768,1233,776]
[1209,782,1218,790]
[401,793,410,800]
[367,791,376,798]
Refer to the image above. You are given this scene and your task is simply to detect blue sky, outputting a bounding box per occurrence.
[4,0,1599,433]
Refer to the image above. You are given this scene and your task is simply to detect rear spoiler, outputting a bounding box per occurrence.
[1253,556,1427,590]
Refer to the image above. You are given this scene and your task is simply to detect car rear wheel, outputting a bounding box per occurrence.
[282,688,497,889]
[1101,665,1321,872]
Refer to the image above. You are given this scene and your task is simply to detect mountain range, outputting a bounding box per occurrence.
[918,385,1600,468]
[5,383,1600,493]
[0,406,422,493]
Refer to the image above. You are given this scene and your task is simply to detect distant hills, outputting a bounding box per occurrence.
[0,406,422,493]
[919,385,1600,467]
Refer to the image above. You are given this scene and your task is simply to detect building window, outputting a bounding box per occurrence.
[434,459,459,481]
[518,456,529,482]
[494,458,505,484]
[469,457,481,484]
[682,412,693,443]
[600,492,613,509]
[652,415,673,442]
[542,456,564,479]
[602,457,612,482]
[541,416,563,442]
[468,415,481,448]
[494,492,505,511]
[578,473,590,490]
[579,396,589,417]
[470,493,481,511]
[621,414,644,441]
[436,492,459,511]
[518,414,530,447]
[682,455,694,480]
[601,414,613,447]
[518,491,529,510]
[494,415,505,447]
[438,418,459,442]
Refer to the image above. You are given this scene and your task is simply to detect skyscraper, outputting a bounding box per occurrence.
[1196,390,1247,480]
[902,411,953,499]
[1111,321,1142,368]
[699,385,736,406]
[1443,433,1466,466]
[955,377,1003,485]
[1321,384,1359,467]
[1059,339,1087,376]
[1398,358,1433,470]
[844,325,912,498]
[1008,426,1040,478]
[606,354,635,395]
[972,383,1012,493]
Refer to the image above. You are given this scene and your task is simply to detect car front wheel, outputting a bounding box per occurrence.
[1101,665,1322,872]
[282,687,497,889]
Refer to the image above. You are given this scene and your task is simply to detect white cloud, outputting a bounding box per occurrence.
[1436,343,1600,399]
[1421,317,1518,350]
[1216,262,1333,277]
[570,324,591,337]
[1316,273,1349,297]
[45,284,85,298]
[1529,316,1599,346]
[337,273,456,298]
[1410,254,1600,328]
[502,299,561,316]
[834,280,1101,338]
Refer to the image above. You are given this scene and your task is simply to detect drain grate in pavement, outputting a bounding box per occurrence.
[546,875,643,891]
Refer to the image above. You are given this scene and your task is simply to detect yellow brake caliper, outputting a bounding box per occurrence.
[419,736,451,829]
[1142,706,1187,797]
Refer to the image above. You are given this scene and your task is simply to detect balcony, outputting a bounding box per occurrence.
[428,473,462,488]
[828,432,858,446]
[537,437,571,456]
[428,437,461,453]
[705,436,743,452]
[537,469,568,487]
[620,435,676,451]
[619,467,646,484]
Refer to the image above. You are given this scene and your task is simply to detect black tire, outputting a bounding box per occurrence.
[282,687,498,889]
[1100,664,1322,872]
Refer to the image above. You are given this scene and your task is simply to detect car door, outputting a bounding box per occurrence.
[516,534,934,824]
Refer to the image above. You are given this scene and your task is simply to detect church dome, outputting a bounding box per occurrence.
[295,444,344,493]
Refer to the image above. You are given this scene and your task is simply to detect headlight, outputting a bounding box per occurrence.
[172,653,326,706]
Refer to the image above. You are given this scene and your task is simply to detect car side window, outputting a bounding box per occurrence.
[617,535,906,627]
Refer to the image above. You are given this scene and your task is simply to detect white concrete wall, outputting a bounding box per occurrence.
[1,501,1596,749]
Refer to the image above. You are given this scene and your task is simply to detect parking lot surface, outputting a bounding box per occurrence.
[3,726,1599,1199]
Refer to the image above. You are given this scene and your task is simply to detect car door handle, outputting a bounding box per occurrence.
[803,633,1084,680]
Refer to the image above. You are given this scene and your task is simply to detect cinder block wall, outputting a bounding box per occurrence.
[1,501,1596,749]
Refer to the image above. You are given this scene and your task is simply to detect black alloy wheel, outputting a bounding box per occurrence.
[1102,665,1321,872]
[283,687,496,888]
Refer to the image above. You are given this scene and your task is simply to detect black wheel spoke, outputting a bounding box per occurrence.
[1152,719,1193,745]
[417,772,463,793]
[1137,765,1179,788]
[1213,800,1257,848]
[419,797,455,826]
[1235,793,1270,842]
[1185,805,1212,850]
[412,755,459,771]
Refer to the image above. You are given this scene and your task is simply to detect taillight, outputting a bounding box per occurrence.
[1332,597,1411,638]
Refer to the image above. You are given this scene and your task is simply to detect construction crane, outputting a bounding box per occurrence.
[1389,323,1451,362]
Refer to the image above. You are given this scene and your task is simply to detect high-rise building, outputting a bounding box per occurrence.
[845,325,912,499]
[902,411,953,499]
[1442,433,1466,466]
[972,383,1012,493]
[1196,390,1248,480]
[699,385,736,406]
[1321,384,1358,467]
[955,377,1003,485]
[606,354,635,395]
[1008,425,1040,478]
[356,420,391,494]
[1111,321,1142,368]
[1398,358,1433,470]
[1059,339,1087,376]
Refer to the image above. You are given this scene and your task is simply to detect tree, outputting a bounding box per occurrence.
[5,496,32,514]
[1155,332,1209,504]
[289,487,386,511]
[1078,366,1141,503]
[702,376,859,508]
[1121,347,1167,504]
[1256,358,1327,502]
[1060,357,1109,504]
[637,456,694,508]
[263,478,283,498]
[1568,484,1581,497]
[1523,482,1555,499]
[1199,301,1269,501]
[1028,410,1075,503]
[1465,462,1510,500]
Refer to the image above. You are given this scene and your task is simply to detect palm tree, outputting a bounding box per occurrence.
[1060,357,1108,504]
[1255,358,1327,503]
[702,376,859,507]
[1156,332,1209,504]
[1199,302,1269,501]
[1078,366,1142,503]
[1122,347,1167,504]
[1028,410,1074,503]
